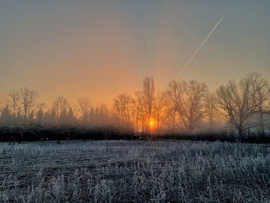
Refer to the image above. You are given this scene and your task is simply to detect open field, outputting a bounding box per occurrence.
[0,140,269,203]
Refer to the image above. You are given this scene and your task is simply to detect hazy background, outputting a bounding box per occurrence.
[1,0,269,106]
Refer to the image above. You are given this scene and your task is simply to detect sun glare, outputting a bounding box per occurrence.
[148,118,155,134]
[149,118,155,128]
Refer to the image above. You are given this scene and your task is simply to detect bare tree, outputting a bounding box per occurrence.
[253,78,270,137]
[142,77,155,133]
[17,87,39,121]
[152,91,171,134]
[8,88,19,118]
[216,72,269,140]
[113,93,134,125]
[204,92,221,131]
[168,80,208,133]
[77,97,92,126]
[50,96,73,143]
[113,91,146,134]
[112,93,136,137]
[132,91,144,133]
[8,87,39,123]
[161,90,181,134]
[50,96,70,124]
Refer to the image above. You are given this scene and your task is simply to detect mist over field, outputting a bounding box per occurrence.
[1,1,270,142]
[1,1,270,202]
[1,73,270,143]
[1,73,270,202]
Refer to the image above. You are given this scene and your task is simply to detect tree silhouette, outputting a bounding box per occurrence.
[17,87,39,122]
[50,96,70,125]
[142,77,155,134]
[77,97,92,126]
[204,93,220,131]
[169,80,208,133]
[254,80,270,137]
[152,92,171,134]
[0,73,270,142]
[216,72,269,141]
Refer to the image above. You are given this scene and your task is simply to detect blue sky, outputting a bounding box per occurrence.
[0,0,269,105]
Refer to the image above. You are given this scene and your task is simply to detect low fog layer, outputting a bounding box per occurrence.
[0,72,270,142]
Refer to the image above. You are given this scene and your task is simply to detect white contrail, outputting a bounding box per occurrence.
[175,16,224,80]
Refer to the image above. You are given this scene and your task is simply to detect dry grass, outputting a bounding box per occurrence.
[0,140,269,202]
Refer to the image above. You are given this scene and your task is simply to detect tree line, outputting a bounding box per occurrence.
[1,72,270,142]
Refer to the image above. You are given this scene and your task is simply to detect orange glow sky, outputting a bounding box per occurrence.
[1,1,270,107]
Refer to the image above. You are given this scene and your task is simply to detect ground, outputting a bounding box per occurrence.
[0,140,269,203]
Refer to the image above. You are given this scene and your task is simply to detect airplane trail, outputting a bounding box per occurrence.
[175,16,224,80]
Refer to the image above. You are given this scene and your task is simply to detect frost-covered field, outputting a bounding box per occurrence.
[0,140,269,203]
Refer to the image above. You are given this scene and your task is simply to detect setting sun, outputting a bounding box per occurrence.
[0,1,269,202]
[149,118,155,129]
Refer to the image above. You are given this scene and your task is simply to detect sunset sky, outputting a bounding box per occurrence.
[1,0,269,107]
